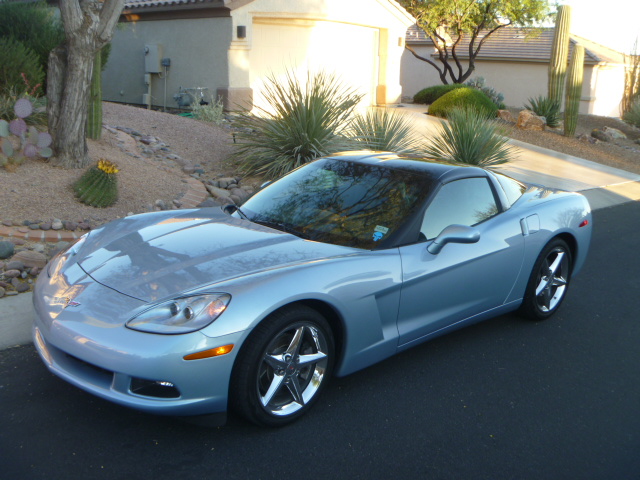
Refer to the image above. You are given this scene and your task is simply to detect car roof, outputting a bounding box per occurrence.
[326,151,488,183]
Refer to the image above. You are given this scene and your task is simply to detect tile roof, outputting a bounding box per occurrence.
[125,0,223,10]
[406,25,625,65]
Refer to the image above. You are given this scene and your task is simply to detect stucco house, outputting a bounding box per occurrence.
[401,26,627,117]
[102,0,414,111]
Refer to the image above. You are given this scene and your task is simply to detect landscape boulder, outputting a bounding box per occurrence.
[497,110,515,123]
[602,126,627,140]
[516,110,546,131]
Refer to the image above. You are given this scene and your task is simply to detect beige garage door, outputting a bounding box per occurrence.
[250,19,379,110]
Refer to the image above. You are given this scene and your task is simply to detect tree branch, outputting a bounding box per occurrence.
[97,0,126,46]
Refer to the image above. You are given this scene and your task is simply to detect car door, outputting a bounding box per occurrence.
[396,177,525,347]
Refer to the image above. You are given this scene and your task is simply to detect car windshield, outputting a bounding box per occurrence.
[238,158,434,249]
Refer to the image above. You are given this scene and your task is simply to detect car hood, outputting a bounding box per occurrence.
[76,208,359,302]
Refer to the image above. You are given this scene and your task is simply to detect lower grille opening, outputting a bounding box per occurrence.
[130,378,181,399]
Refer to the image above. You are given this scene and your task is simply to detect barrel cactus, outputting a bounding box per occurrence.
[0,97,52,170]
[74,159,119,207]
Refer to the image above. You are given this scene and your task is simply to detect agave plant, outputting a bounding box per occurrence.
[525,95,561,128]
[422,107,517,167]
[347,108,421,154]
[232,70,363,178]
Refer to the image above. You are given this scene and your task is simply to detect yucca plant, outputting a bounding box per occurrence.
[232,70,363,178]
[422,107,517,166]
[347,108,420,153]
[524,95,561,128]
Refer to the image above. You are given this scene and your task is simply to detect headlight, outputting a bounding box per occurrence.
[126,293,231,334]
[47,233,89,277]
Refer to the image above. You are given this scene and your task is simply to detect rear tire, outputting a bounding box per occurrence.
[230,305,334,427]
[518,238,572,321]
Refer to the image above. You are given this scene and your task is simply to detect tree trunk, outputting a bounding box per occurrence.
[49,42,95,168]
[46,0,124,169]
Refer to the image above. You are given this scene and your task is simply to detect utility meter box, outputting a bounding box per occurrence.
[144,44,163,73]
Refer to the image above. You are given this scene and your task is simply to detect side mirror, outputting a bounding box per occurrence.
[222,203,237,215]
[427,224,480,254]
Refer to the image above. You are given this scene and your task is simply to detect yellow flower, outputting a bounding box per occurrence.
[97,159,119,174]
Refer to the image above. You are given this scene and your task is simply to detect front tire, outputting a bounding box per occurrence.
[519,238,572,321]
[230,305,334,427]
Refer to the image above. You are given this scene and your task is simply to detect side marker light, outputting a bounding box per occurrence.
[183,344,234,360]
[579,220,589,228]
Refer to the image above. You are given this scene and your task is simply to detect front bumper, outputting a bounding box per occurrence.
[32,271,243,417]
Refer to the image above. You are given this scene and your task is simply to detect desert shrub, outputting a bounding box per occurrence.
[191,97,224,124]
[422,107,516,166]
[465,77,505,109]
[622,99,640,128]
[428,87,498,119]
[413,84,466,105]
[0,1,63,80]
[0,38,44,97]
[347,108,420,153]
[524,95,561,128]
[232,70,363,178]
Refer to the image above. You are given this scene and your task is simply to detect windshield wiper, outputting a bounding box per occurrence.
[235,206,250,220]
[252,219,310,240]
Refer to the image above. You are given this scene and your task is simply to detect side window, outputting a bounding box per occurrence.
[420,178,499,240]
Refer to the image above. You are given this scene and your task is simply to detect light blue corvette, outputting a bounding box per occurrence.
[32,152,592,426]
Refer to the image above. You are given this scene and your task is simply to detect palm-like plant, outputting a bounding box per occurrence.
[232,70,363,178]
[347,108,421,153]
[422,107,517,166]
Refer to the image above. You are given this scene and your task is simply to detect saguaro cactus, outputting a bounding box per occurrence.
[86,50,102,140]
[564,44,585,137]
[548,5,572,106]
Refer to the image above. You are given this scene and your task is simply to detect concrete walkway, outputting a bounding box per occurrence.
[2,108,640,350]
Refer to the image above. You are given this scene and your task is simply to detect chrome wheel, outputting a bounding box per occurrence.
[519,239,572,321]
[257,323,329,417]
[231,305,334,426]
[534,246,569,312]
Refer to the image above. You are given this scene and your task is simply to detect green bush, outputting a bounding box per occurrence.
[422,107,516,166]
[232,70,363,178]
[413,84,466,105]
[465,77,506,109]
[428,87,498,119]
[622,99,640,128]
[0,1,63,83]
[524,95,561,128]
[0,38,45,97]
[347,108,420,153]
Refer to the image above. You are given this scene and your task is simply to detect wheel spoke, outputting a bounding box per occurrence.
[548,252,565,276]
[297,351,327,367]
[552,276,567,287]
[284,326,305,357]
[260,373,285,407]
[286,375,304,405]
[263,354,286,370]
